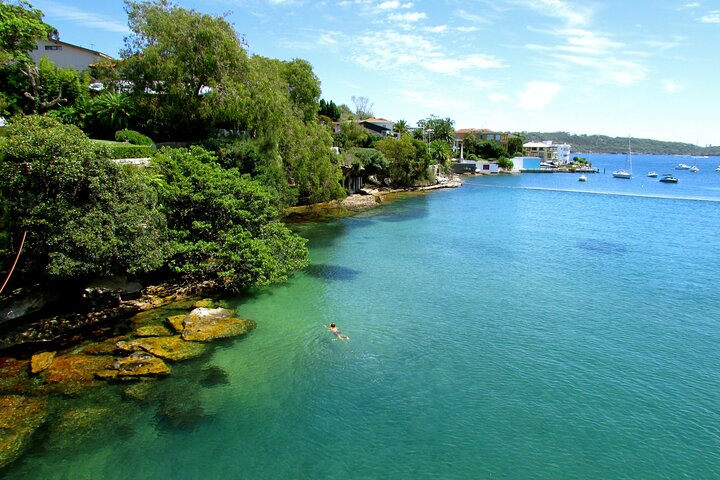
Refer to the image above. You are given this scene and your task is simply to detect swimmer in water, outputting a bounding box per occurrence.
[324,322,349,341]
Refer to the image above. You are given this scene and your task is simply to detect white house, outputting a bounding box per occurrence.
[31,39,113,71]
[522,141,572,165]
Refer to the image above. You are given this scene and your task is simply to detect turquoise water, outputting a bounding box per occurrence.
[5,155,720,479]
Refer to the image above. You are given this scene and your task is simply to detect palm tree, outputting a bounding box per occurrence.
[92,92,134,132]
[393,119,409,136]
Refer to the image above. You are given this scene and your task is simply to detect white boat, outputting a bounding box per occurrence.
[647,171,658,178]
[689,166,699,172]
[612,139,632,179]
[716,166,720,172]
[675,163,692,170]
[659,174,679,183]
[578,175,587,182]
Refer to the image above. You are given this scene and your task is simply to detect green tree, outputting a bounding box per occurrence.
[0,115,167,282]
[417,115,455,145]
[120,0,249,139]
[429,140,453,170]
[151,146,308,290]
[0,0,57,65]
[507,133,524,156]
[282,58,320,122]
[375,134,431,187]
[393,119,409,136]
[280,118,345,204]
[319,98,340,121]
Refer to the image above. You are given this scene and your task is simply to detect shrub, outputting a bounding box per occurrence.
[115,129,154,146]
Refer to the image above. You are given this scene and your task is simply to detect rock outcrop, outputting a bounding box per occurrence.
[0,395,48,469]
[179,308,256,342]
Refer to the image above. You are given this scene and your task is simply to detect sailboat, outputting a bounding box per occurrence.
[612,139,632,179]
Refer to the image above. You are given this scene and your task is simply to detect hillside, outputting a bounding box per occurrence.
[522,132,720,156]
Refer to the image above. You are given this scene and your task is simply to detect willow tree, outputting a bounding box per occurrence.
[120,0,249,139]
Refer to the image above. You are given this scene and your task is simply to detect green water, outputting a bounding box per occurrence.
[5,172,720,479]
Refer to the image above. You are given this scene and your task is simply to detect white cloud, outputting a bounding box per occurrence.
[699,10,720,23]
[353,30,505,76]
[663,79,679,93]
[456,26,480,33]
[516,81,561,110]
[421,54,505,73]
[428,25,448,33]
[388,12,427,22]
[378,0,400,9]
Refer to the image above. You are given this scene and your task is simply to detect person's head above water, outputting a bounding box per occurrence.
[330,322,336,328]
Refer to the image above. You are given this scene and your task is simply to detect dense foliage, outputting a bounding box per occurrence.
[523,132,720,155]
[0,115,167,280]
[0,116,309,291]
[151,146,308,290]
[375,135,432,187]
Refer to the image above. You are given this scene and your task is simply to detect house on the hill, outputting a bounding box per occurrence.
[31,39,113,71]
[454,128,509,153]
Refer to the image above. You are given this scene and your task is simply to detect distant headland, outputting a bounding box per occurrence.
[522,132,719,156]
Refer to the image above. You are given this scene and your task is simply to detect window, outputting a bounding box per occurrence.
[45,45,62,51]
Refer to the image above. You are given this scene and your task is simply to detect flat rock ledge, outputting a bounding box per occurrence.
[168,307,257,342]
[0,301,257,467]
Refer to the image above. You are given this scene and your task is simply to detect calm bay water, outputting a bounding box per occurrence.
[5,154,720,479]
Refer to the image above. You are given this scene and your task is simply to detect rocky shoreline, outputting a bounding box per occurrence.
[286,176,462,219]
[0,297,254,469]
[0,177,463,470]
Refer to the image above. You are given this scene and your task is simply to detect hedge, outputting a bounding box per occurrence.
[115,129,154,146]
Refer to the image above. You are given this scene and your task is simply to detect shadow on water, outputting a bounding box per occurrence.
[577,239,627,255]
[304,264,361,281]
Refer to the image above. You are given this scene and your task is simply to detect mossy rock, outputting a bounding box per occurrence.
[181,308,256,342]
[0,395,48,469]
[128,336,208,362]
[166,314,186,334]
[40,354,112,395]
[135,325,173,337]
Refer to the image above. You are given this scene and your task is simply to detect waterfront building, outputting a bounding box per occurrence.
[454,128,509,155]
[522,141,572,165]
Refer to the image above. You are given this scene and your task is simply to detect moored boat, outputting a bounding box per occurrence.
[647,171,658,178]
[675,163,692,170]
[689,166,699,172]
[659,174,679,183]
[613,138,633,179]
[578,175,587,182]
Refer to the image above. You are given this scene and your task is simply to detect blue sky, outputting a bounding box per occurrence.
[31,0,720,145]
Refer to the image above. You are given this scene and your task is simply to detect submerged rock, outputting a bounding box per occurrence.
[199,365,230,387]
[181,308,256,342]
[0,395,48,469]
[123,379,156,402]
[0,358,32,395]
